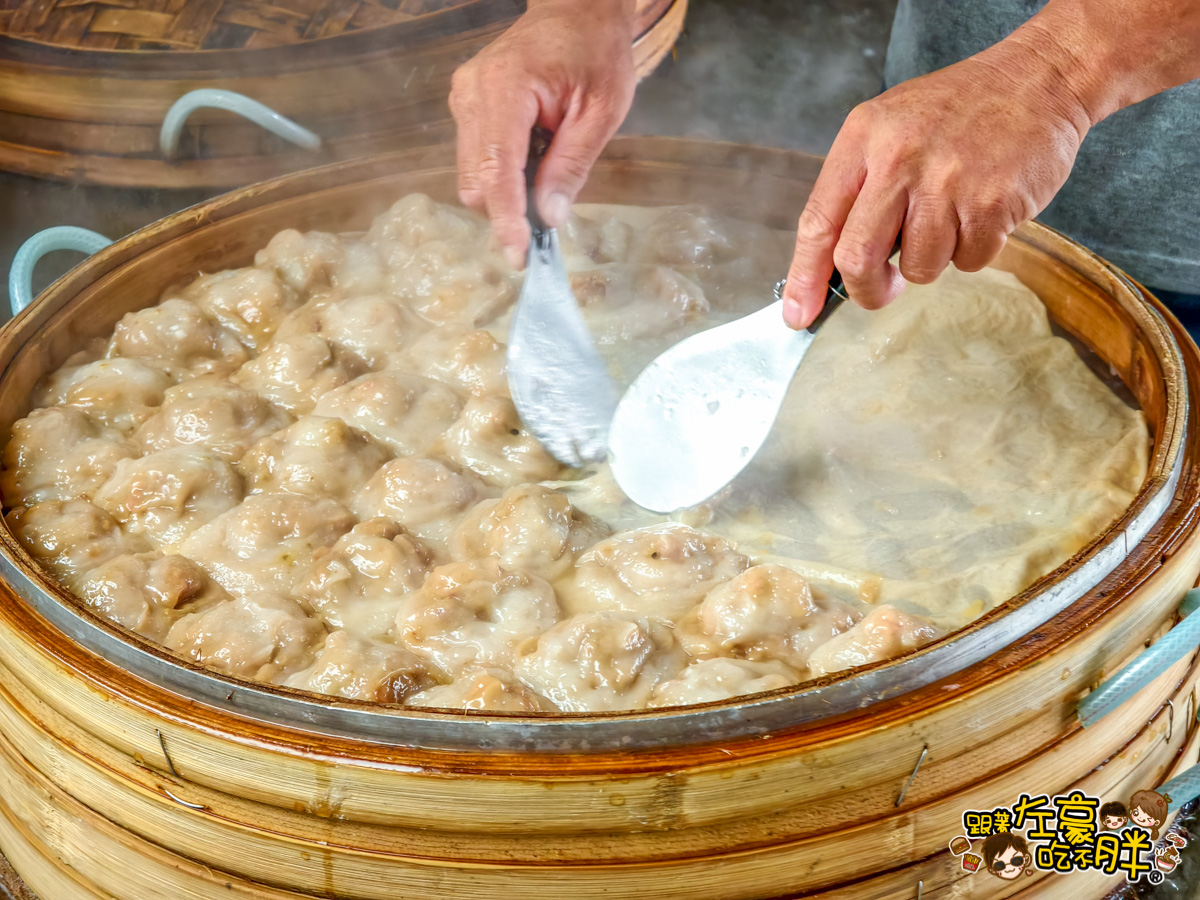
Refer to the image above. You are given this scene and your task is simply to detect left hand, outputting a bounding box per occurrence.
[780,37,1093,329]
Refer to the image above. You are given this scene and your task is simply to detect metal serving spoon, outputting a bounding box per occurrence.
[506,129,619,467]
[608,246,898,513]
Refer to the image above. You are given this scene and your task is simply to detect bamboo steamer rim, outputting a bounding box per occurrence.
[0,138,1190,756]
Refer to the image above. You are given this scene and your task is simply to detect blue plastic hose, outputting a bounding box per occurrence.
[160,89,321,159]
[1078,588,1200,728]
[9,226,113,317]
[1158,762,1200,808]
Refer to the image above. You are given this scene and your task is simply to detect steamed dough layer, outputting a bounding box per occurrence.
[0,195,1148,713]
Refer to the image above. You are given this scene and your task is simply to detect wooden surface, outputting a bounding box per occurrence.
[0,139,1196,898]
[0,0,475,50]
[0,0,684,186]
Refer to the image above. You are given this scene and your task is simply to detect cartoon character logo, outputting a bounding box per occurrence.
[1100,801,1128,830]
[981,832,1032,881]
[1128,790,1173,841]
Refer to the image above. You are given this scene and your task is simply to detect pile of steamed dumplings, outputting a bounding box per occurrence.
[0,195,939,713]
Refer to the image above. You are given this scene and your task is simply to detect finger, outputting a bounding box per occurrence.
[833,174,907,311]
[534,94,630,227]
[478,90,540,269]
[449,69,484,210]
[953,224,1008,273]
[455,109,485,211]
[898,197,958,285]
[781,145,866,329]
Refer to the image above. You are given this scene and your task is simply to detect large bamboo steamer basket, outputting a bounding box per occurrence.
[0,138,1197,899]
[0,0,685,188]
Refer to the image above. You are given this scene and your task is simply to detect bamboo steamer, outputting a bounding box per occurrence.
[0,138,1197,900]
[0,0,685,188]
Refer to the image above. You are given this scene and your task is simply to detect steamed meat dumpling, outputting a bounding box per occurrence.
[350,457,491,550]
[309,294,424,367]
[179,493,355,597]
[390,240,517,328]
[397,559,559,678]
[559,523,749,620]
[559,209,633,266]
[93,448,244,547]
[181,267,300,351]
[6,499,150,580]
[331,240,388,296]
[107,298,248,378]
[395,327,508,398]
[366,193,480,249]
[648,658,801,708]
[569,264,709,343]
[294,518,433,636]
[37,357,169,433]
[407,667,555,713]
[1,406,133,507]
[254,229,344,295]
[313,369,462,457]
[805,605,942,677]
[442,396,562,487]
[135,378,292,462]
[513,612,685,712]
[679,565,860,670]
[450,484,610,582]
[639,206,745,268]
[284,631,434,703]
[72,553,222,642]
[238,416,391,504]
[165,591,324,681]
[232,334,363,415]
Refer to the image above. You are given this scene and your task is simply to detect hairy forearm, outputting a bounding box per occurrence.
[1008,0,1200,127]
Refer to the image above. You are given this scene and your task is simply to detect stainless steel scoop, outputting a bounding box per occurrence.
[506,129,618,467]
[608,251,888,513]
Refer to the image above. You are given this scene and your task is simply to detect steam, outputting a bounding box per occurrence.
[621,0,895,155]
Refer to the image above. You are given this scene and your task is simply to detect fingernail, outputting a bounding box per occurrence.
[504,245,525,270]
[542,192,570,227]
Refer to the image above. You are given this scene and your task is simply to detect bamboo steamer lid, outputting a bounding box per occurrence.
[0,0,685,188]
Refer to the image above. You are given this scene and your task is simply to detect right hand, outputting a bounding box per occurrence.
[449,0,638,269]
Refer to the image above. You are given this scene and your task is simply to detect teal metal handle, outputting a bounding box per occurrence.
[1158,760,1200,808]
[9,226,113,317]
[1078,589,1200,728]
[161,89,321,159]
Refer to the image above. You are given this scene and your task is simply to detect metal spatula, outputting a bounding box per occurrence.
[506,129,618,467]
[608,247,897,513]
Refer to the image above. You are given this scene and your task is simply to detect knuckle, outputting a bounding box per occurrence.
[961,194,1016,232]
[899,258,941,284]
[833,241,875,280]
[477,146,511,188]
[795,204,839,246]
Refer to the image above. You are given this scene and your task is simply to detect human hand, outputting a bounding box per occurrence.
[780,37,1093,329]
[449,0,638,269]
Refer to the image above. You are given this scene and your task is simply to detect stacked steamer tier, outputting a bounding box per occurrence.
[0,138,1197,900]
[0,0,685,189]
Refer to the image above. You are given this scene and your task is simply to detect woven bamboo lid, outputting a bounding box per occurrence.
[0,0,475,51]
[0,0,684,188]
